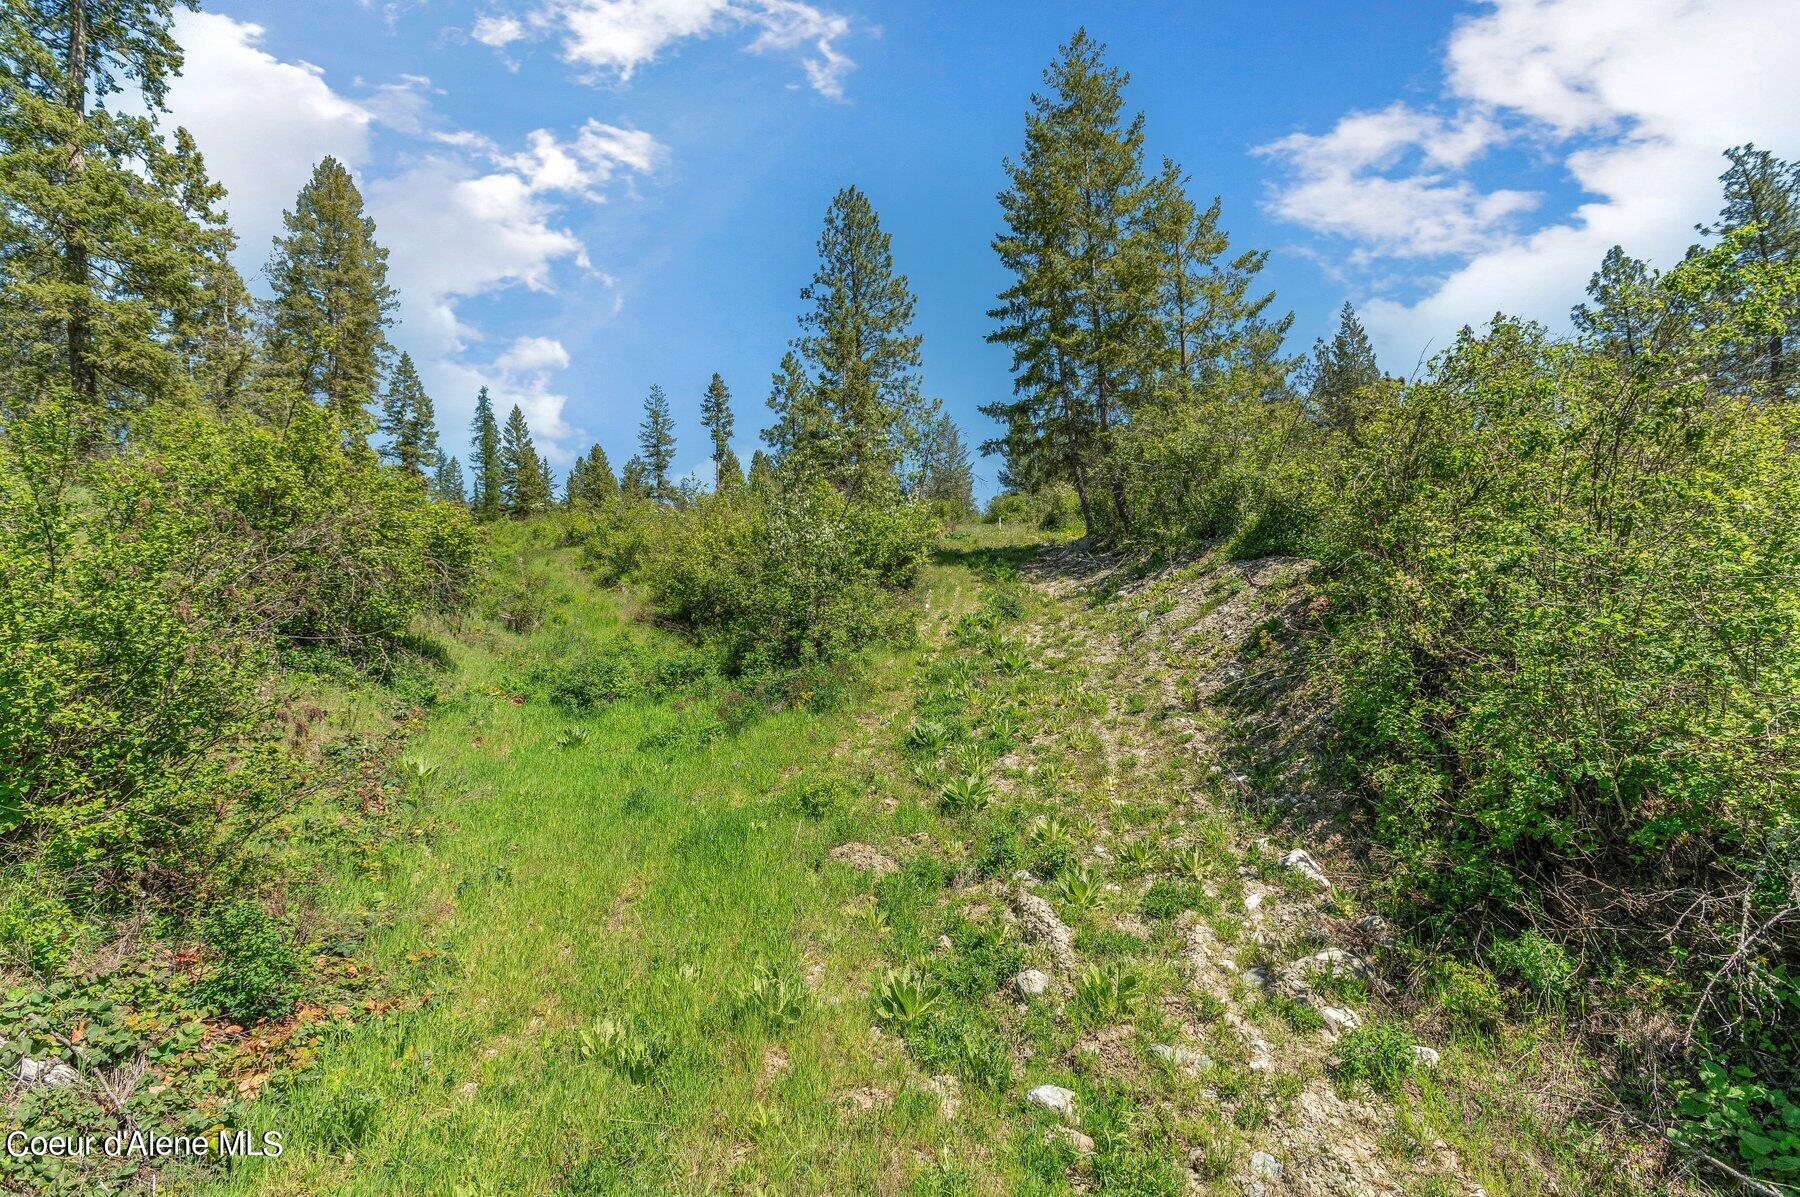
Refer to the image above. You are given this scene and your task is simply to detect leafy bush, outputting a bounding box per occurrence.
[545,652,636,712]
[731,962,810,1027]
[638,482,934,674]
[191,902,300,1024]
[1429,960,1505,1037]
[1332,1021,1419,1095]
[1486,931,1577,1009]
[0,403,471,925]
[1675,1059,1800,1183]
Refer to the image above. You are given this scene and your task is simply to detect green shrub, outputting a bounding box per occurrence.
[1675,1059,1800,1184]
[546,652,635,712]
[1332,1022,1418,1094]
[1487,931,1577,1008]
[191,902,299,1024]
[637,483,933,674]
[1429,960,1505,1037]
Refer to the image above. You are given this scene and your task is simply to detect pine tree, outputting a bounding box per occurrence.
[1703,144,1799,399]
[1144,159,1291,410]
[0,0,228,427]
[1571,246,1660,361]
[499,404,549,517]
[169,129,256,413]
[619,456,650,500]
[468,386,504,520]
[263,157,397,442]
[746,449,776,489]
[915,409,975,513]
[716,446,744,492]
[378,352,439,478]
[778,186,927,500]
[1306,302,1379,438]
[434,455,466,504]
[538,456,557,508]
[984,29,1158,535]
[566,443,618,508]
[638,385,676,500]
[700,372,737,490]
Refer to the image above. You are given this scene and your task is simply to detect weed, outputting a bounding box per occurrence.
[578,1015,667,1083]
[732,962,810,1027]
[1332,1022,1419,1095]
[1073,962,1144,1025]
[191,902,299,1024]
[1052,862,1105,912]
[939,773,995,814]
[874,966,942,1030]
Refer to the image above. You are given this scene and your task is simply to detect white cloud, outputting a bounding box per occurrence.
[166,11,375,262]
[491,0,855,97]
[1259,104,1537,260]
[167,12,664,464]
[1259,0,1800,364]
[472,14,526,46]
[497,335,574,372]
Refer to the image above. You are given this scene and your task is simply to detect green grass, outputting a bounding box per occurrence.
[205,530,1004,1195]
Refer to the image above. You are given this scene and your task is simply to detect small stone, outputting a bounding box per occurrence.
[1249,1150,1283,1179]
[18,1058,80,1088]
[1026,1083,1078,1119]
[457,1081,479,1098]
[934,934,954,953]
[1051,1125,1095,1154]
[1015,968,1052,997]
[1243,965,1272,990]
[1320,1006,1362,1036]
[1293,947,1374,982]
[1280,848,1332,888]
[1243,892,1265,912]
[1011,869,1038,885]
[1413,1045,1440,1069]
[1151,1043,1212,1070]
[928,1074,961,1121]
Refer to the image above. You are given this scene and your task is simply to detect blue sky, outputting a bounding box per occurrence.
[164,0,1800,495]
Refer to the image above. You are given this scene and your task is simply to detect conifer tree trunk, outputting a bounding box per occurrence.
[64,0,94,406]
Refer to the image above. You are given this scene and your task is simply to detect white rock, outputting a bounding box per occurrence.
[1413,1045,1440,1069]
[1051,1125,1095,1153]
[1320,1006,1363,1036]
[1250,1150,1284,1179]
[1293,947,1373,982]
[1280,848,1332,888]
[1243,965,1273,990]
[18,1058,80,1088]
[1026,1084,1078,1119]
[1150,1043,1210,1069]
[1243,891,1265,912]
[1015,968,1052,997]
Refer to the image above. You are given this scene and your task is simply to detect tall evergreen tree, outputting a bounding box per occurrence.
[499,404,550,517]
[1571,246,1660,361]
[619,455,650,500]
[378,351,439,478]
[915,409,976,513]
[566,443,618,507]
[468,386,504,520]
[1145,159,1291,410]
[1306,302,1379,438]
[1702,144,1799,399]
[638,385,676,500]
[984,29,1158,535]
[769,186,927,499]
[746,448,776,489]
[433,454,466,504]
[700,372,738,490]
[0,0,228,427]
[263,157,397,440]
